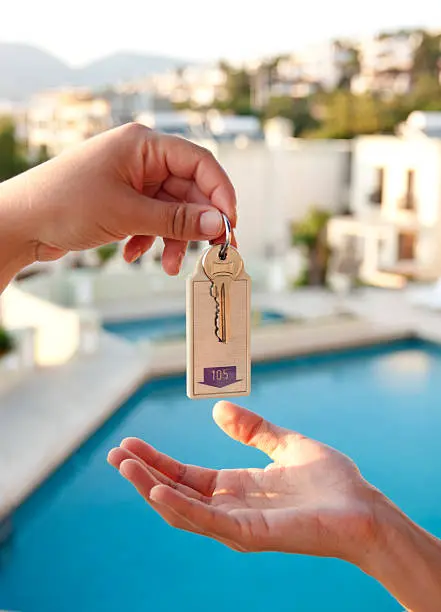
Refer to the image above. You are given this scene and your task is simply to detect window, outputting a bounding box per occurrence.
[401,169,416,210]
[398,232,416,261]
[369,168,384,205]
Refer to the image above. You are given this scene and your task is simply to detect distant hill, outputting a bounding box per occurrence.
[0,44,72,100]
[78,52,183,87]
[0,43,186,100]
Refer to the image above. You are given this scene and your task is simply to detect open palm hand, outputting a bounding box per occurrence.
[108,402,377,563]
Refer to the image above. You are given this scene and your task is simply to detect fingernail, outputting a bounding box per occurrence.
[128,248,142,264]
[215,186,236,223]
[149,485,166,503]
[200,211,222,237]
[119,460,131,478]
[175,251,185,273]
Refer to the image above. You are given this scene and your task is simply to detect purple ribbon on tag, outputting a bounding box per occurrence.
[200,366,241,388]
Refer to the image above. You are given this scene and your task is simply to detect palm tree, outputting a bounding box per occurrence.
[292,207,331,286]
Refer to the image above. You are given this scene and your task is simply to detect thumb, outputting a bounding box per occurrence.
[126,193,224,241]
[213,402,295,461]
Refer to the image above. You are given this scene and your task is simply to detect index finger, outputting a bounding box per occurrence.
[155,134,237,226]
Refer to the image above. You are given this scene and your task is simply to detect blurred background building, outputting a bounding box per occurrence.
[1,26,441,295]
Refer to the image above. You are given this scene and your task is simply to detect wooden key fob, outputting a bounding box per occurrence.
[186,244,251,400]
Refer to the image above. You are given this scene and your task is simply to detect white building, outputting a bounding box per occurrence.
[102,85,171,125]
[213,138,350,261]
[252,41,354,107]
[289,41,353,91]
[26,87,173,157]
[328,112,441,286]
[351,32,422,97]
[149,65,228,107]
[27,89,113,157]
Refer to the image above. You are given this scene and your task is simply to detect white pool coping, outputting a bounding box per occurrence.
[0,332,149,523]
[1,288,441,523]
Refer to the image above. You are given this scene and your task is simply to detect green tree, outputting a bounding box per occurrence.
[179,29,441,139]
[292,207,331,286]
[263,96,319,136]
[407,74,441,111]
[34,144,50,166]
[0,326,14,356]
[308,92,382,138]
[335,41,360,90]
[214,61,254,115]
[412,31,441,78]
[0,119,29,181]
[96,243,118,266]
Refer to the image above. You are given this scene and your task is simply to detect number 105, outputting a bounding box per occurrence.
[211,368,230,381]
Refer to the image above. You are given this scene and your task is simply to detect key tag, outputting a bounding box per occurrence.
[186,215,251,399]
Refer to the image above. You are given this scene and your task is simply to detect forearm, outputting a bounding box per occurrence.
[361,491,441,612]
[0,175,35,292]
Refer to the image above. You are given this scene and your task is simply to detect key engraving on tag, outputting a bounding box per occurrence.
[186,245,251,400]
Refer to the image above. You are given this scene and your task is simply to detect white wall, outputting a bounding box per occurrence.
[1,285,81,366]
[212,139,350,260]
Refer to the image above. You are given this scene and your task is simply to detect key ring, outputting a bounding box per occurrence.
[218,214,231,260]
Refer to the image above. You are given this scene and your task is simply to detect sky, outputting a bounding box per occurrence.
[1,0,440,66]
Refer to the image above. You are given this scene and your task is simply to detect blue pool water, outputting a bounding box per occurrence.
[1,339,441,612]
[103,310,285,342]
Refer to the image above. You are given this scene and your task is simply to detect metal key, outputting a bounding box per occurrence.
[202,245,243,343]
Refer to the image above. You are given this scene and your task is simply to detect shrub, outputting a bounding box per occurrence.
[0,327,14,356]
[96,243,118,266]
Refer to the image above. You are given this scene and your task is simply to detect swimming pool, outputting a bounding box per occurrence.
[103,310,286,342]
[1,339,441,612]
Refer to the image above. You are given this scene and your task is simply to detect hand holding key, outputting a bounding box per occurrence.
[0,123,237,287]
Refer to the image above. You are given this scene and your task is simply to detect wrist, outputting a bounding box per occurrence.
[359,489,441,611]
[0,177,36,290]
